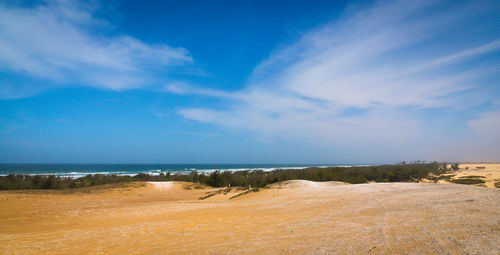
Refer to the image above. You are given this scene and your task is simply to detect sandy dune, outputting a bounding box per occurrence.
[422,163,500,188]
[1,180,499,254]
[453,164,500,188]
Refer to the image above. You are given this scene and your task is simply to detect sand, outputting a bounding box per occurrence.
[1,179,499,254]
[422,163,500,188]
[451,163,500,188]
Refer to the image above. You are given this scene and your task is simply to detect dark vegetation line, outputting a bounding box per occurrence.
[0,162,446,190]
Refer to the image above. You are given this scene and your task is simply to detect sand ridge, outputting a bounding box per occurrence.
[0,179,499,254]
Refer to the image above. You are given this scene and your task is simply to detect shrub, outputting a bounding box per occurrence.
[451,178,485,185]
[0,162,441,190]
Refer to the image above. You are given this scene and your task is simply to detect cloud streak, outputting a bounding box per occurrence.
[0,0,192,97]
[174,0,500,161]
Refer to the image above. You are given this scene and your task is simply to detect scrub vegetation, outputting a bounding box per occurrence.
[0,162,444,190]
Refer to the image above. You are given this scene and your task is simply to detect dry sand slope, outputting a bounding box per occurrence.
[0,181,499,254]
[421,163,500,188]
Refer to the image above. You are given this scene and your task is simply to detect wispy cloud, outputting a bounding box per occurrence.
[174,0,500,160]
[164,82,234,98]
[172,131,220,137]
[0,0,192,98]
[469,111,500,136]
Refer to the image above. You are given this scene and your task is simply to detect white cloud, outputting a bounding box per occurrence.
[175,0,500,160]
[0,0,192,96]
[249,2,499,109]
[164,82,234,98]
[469,111,500,137]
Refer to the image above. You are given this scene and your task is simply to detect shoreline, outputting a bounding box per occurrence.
[0,164,365,178]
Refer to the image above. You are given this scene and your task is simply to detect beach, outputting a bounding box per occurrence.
[2,0,500,253]
[1,164,499,254]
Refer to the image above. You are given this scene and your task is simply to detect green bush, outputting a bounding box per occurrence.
[0,162,442,190]
[451,178,485,185]
[459,175,486,179]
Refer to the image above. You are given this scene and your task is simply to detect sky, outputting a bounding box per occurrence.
[0,0,499,164]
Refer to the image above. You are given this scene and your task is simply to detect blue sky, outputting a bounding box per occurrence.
[0,0,499,163]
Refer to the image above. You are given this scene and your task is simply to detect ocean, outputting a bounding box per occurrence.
[0,164,358,178]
